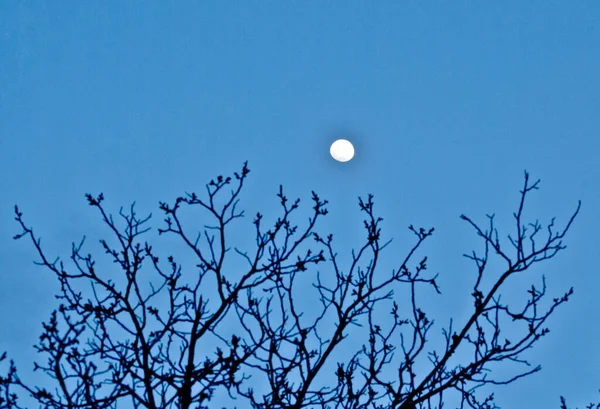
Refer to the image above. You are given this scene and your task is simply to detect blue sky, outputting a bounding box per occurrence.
[1,2,599,407]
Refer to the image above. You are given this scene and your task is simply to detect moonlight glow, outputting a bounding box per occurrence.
[330,139,355,162]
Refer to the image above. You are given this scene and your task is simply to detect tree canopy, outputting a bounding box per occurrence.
[0,163,585,409]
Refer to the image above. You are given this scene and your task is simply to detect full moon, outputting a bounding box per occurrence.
[330,139,355,162]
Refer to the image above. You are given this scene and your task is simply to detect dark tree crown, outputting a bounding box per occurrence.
[0,164,585,409]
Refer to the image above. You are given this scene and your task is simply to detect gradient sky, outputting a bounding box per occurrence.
[1,2,599,408]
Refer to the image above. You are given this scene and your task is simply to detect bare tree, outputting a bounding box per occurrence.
[0,163,581,409]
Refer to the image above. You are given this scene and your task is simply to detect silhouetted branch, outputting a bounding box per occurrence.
[560,393,600,409]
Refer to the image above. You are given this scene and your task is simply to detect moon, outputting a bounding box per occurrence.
[330,139,355,162]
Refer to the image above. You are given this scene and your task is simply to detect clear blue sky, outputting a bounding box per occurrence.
[1,2,598,407]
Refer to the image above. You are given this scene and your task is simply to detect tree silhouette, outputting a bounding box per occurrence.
[0,163,581,409]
